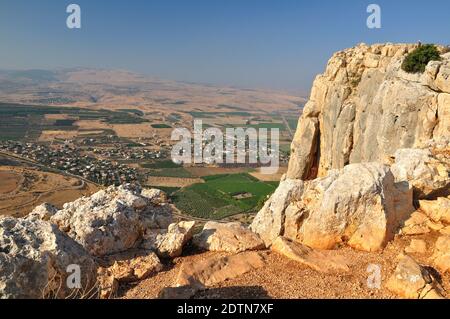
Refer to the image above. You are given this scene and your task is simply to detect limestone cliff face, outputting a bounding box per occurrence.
[250,43,450,252]
[287,43,450,180]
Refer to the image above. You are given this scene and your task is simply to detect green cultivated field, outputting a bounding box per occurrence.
[151,123,172,128]
[0,102,148,141]
[172,173,278,219]
[143,160,196,177]
[141,160,182,169]
[149,167,194,178]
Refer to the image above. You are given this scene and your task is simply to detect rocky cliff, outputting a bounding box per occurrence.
[287,43,450,180]
[251,43,450,253]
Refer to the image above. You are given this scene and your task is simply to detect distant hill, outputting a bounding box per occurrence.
[0,68,306,115]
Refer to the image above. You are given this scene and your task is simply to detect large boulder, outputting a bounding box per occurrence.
[160,251,267,299]
[50,185,173,256]
[252,163,414,251]
[0,217,97,299]
[175,251,266,289]
[250,179,304,246]
[391,148,449,199]
[193,222,265,253]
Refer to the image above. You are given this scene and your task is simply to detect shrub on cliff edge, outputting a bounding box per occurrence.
[401,44,441,73]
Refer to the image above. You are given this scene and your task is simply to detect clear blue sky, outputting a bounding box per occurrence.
[1,0,449,93]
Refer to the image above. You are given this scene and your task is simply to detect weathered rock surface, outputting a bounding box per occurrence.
[97,267,118,299]
[271,237,349,273]
[26,203,58,221]
[432,235,450,274]
[440,226,450,235]
[50,184,173,256]
[0,217,97,299]
[140,188,168,205]
[193,222,265,253]
[288,117,320,180]
[105,250,163,283]
[391,148,450,199]
[400,211,433,235]
[252,162,414,251]
[142,221,196,258]
[175,252,266,289]
[250,179,304,246]
[404,239,427,254]
[400,210,446,236]
[419,197,450,224]
[287,43,450,181]
[96,249,163,298]
[386,254,444,299]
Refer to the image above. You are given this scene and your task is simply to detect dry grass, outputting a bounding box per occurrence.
[146,176,204,188]
[250,167,287,182]
[0,166,99,217]
[0,171,21,194]
[39,130,78,142]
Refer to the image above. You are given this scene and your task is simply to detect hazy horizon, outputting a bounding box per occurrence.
[1,0,449,94]
[0,66,307,96]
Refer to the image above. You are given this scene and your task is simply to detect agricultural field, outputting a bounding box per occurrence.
[184,166,254,177]
[146,176,203,188]
[171,173,278,219]
[141,160,182,169]
[151,123,172,129]
[148,167,194,178]
[0,102,149,142]
[142,160,195,178]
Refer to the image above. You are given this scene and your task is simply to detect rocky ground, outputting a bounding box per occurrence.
[121,234,450,299]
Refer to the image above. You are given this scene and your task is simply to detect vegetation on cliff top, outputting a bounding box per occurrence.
[401,44,441,73]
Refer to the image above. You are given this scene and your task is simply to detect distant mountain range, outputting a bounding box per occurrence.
[0,68,306,114]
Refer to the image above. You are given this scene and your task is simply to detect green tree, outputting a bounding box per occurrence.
[401,44,441,73]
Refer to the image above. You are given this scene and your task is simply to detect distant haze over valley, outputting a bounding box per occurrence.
[0,68,306,114]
